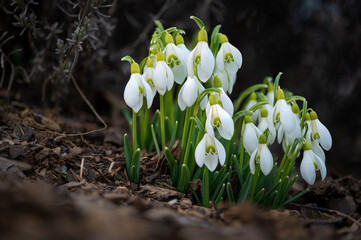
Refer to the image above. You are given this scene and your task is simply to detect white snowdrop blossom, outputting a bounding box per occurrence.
[278,104,302,146]
[243,115,262,155]
[153,51,174,95]
[310,111,332,151]
[205,94,234,140]
[142,58,157,99]
[300,141,327,185]
[215,33,242,74]
[195,133,225,172]
[178,75,207,110]
[303,113,326,162]
[206,76,234,116]
[249,134,274,175]
[258,107,276,145]
[187,28,215,83]
[176,34,190,61]
[124,63,153,113]
[273,88,297,146]
[163,33,188,84]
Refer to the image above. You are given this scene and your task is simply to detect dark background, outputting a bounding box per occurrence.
[1,0,360,176]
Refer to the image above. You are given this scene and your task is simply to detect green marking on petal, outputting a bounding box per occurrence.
[167,54,180,68]
[261,107,268,118]
[194,55,201,65]
[206,144,217,155]
[147,78,154,87]
[138,85,145,96]
[213,116,221,128]
[224,52,234,64]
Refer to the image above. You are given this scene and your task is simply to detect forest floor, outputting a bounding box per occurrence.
[0,98,360,240]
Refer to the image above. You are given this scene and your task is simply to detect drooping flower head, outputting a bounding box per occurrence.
[124,62,154,113]
[249,134,274,176]
[300,141,327,185]
[187,28,215,83]
[206,76,234,116]
[178,75,207,110]
[175,34,190,61]
[304,112,326,162]
[153,51,174,95]
[243,115,262,155]
[142,58,157,99]
[310,110,332,151]
[163,32,188,84]
[258,107,276,145]
[205,94,234,140]
[195,133,225,172]
[216,33,242,74]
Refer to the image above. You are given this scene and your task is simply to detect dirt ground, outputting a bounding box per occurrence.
[0,98,360,240]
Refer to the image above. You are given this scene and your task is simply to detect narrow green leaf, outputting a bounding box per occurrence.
[282,188,309,206]
[210,172,229,201]
[253,188,265,204]
[210,165,227,191]
[249,101,270,112]
[273,72,283,106]
[124,134,132,176]
[189,181,202,206]
[237,173,253,203]
[121,56,135,64]
[171,164,178,186]
[177,164,190,193]
[164,147,176,169]
[210,25,221,55]
[232,110,253,122]
[192,165,204,180]
[154,20,164,32]
[214,183,226,206]
[202,168,210,208]
[170,121,178,147]
[190,116,205,133]
[151,124,160,156]
[139,56,148,73]
[226,182,235,204]
[190,16,205,29]
[131,148,141,183]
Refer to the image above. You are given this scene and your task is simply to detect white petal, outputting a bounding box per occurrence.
[195,135,206,167]
[229,43,242,70]
[277,125,284,144]
[215,70,229,93]
[205,153,218,172]
[227,72,236,93]
[198,42,214,82]
[217,105,234,140]
[243,123,259,155]
[316,119,332,150]
[311,140,325,162]
[177,83,187,111]
[153,62,167,95]
[214,137,226,166]
[279,101,295,133]
[124,74,141,111]
[182,77,198,107]
[141,78,154,109]
[312,151,327,180]
[205,112,215,138]
[300,151,316,185]
[198,82,207,110]
[165,64,174,91]
[220,91,234,116]
[187,48,195,77]
[215,44,225,72]
[249,148,257,174]
[260,144,273,175]
[133,95,143,113]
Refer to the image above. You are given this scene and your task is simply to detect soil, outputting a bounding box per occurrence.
[0,98,360,240]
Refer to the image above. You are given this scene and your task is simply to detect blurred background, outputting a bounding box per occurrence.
[1,0,360,176]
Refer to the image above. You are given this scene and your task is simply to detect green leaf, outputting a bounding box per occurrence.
[189,181,202,206]
[131,148,141,183]
[214,183,226,206]
[151,124,160,156]
[177,164,190,193]
[190,16,205,29]
[226,182,235,205]
[170,121,178,147]
[232,110,253,122]
[273,72,283,106]
[211,172,229,201]
[210,165,227,191]
[139,56,148,73]
[152,110,160,125]
[171,164,178,186]
[164,147,177,169]
[124,134,132,176]
[249,101,270,112]
[253,188,265,204]
[154,20,164,32]
[282,188,309,207]
[210,25,221,55]
[237,173,253,204]
[190,116,205,133]
[202,168,210,208]
[121,56,135,64]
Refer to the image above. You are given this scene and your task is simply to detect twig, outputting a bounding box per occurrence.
[286,203,361,228]
[80,157,85,179]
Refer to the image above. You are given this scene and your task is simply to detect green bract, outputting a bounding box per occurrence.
[121,17,332,209]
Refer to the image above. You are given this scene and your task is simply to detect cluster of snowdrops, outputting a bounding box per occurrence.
[121,17,332,208]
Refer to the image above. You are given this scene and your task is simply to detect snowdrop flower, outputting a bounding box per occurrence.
[244,92,259,123]
[124,62,153,113]
[279,103,302,145]
[178,75,207,110]
[187,28,215,83]
[243,115,262,155]
[142,58,157,99]
[249,134,274,175]
[195,133,225,172]
[216,33,242,74]
[266,82,274,105]
[205,94,234,140]
[303,113,326,162]
[273,88,297,143]
[258,107,276,145]
[310,111,332,151]
[300,141,327,185]
[206,76,234,116]
[175,34,190,60]
[163,33,188,84]
[153,51,174,95]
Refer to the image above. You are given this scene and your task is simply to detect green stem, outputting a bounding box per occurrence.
[183,121,195,166]
[165,88,175,127]
[141,105,149,149]
[203,167,210,208]
[160,94,166,149]
[132,110,137,153]
[180,107,191,164]
[250,164,261,201]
